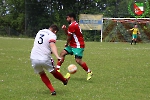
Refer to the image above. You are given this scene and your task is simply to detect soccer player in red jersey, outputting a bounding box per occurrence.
[56,13,93,80]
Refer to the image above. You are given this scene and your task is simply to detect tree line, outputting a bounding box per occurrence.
[0,0,150,41]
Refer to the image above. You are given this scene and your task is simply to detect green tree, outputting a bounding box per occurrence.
[0,0,150,39]
[0,0,25,35]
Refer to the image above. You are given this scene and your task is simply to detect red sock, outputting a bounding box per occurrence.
[57,61,62,66]
[52,71,66,82]
[40,73,55,92]
[56,58,64,70]
[81,62,89,72]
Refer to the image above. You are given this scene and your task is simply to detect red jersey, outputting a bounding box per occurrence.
[68,21,85,48]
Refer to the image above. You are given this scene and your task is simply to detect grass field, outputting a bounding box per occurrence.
[1,37,150,100]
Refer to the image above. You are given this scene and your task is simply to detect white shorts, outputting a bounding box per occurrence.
[30,58,55,74]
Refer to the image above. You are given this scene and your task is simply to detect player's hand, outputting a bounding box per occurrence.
[62,25,66,30]
[139,34,141,38]
[57,57,61,61]
[65,44,68,47]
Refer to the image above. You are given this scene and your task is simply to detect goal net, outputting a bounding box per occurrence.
[102,18,150,42]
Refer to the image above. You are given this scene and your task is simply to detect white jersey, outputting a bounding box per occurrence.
[30,29,56,60]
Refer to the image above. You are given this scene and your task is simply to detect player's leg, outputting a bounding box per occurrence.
[56,50,67,71]
[72,48,91,73]
[134,39,137,45]
[134,35,137,45]
[131,39,133,45]
[56,46,72,71]
[73,48,93,80]
[45,58,70,85]
[39,71,56,95]
[51,70,70,85]
[75,56,93,80]
[31,59,55,95]
[131,35,134,45]
[75,57,90,72]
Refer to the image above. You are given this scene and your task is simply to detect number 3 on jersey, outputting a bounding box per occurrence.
[38,34,44,44]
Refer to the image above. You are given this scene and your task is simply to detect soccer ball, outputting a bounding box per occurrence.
[67,64,77,74]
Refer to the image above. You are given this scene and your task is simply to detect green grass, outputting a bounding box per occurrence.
[1,37,150,100]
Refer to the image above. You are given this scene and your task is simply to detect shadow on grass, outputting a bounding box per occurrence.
[71,77,94,83]
[39,87,68,95]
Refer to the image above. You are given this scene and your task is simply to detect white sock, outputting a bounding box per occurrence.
[57,65,60,69]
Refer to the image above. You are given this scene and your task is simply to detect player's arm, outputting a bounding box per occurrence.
[137,29,140,34]
[138,31,140,34]
[127,28,133,31]
[65,34,72,47]
[137,29,141,38]
[129,28,134,31]
[50,42,61,60]
[62,25,68,35]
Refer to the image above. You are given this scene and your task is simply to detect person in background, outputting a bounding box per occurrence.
[128,24,141,45]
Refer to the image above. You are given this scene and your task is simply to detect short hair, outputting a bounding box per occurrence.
[66,13,76,20]
[50,24,59,32]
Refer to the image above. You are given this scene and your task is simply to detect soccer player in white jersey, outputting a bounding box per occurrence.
[56,13,93,80]
[30,24,70,95]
